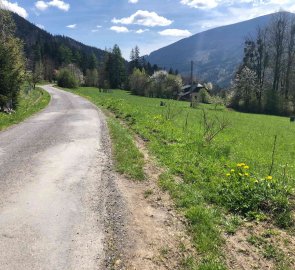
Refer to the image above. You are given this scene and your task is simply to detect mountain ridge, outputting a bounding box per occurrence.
[145,12,295,87]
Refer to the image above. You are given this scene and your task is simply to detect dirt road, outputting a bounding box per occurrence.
[0,85,124,270]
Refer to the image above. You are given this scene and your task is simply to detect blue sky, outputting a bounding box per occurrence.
[1,0,295,59]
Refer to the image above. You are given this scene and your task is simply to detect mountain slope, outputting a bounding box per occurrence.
[146,12,294,87]
[11,13,106,74]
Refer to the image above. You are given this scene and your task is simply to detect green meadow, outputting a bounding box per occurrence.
[68,87,295,269]
[72,88,295,180]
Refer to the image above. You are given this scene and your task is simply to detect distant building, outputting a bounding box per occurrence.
[178,83,204,101]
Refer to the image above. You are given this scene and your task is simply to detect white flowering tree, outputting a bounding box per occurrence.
[231,66,258,111]
[149,70,182,98]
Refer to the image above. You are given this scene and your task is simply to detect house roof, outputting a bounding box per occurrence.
[181,83,204,91]
[178,91,191,97]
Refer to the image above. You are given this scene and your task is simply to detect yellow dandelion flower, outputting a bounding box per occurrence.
[266,176,273,181]
[237,163,243,167]
[245,173,249,177]
[230,169,235,173]
[238,173,243,176]
[226,173,231,177]
[244,165,249,169]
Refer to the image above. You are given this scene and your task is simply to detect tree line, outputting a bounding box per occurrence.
[231,12,295,116]
[128,45,182,98]
[56,44,181,97]
[0,10,25,112]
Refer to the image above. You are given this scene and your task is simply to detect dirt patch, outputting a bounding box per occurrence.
[112,134,197,269]
[225,222,295,270]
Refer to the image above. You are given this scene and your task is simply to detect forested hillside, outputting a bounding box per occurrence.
[11,12,107,81]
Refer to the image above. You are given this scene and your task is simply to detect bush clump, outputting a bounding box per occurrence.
[57,69,79,88]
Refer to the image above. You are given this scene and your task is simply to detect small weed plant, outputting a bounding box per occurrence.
[218,163,293,227]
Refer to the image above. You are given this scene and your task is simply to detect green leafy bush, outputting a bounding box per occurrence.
[57,69,79,88]
[197,88,211,104]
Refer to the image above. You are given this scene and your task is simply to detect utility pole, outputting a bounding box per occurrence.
[190,60,194,89]
[190,60,194,107]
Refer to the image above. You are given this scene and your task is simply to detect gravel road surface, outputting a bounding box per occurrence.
[0,85,125,270]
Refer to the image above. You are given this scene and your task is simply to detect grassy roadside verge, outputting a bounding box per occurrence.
[107,117,145,180]
[62,87,294,270]
[0,87,50,131]
[63,87,227,269]
[159,172,225,269]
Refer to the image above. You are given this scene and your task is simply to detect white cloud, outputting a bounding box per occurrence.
[128,0,139,3]
[197,4,280,30]
[48,0,69,11]
[183,0,295,32]
[136,28,149,34]
[268,0,291,4]
[180,0,295,10]
[35,1,48,11]
[112,10,173,27]
[35,0,70,12]
[36,23,45,29]
[110,26,129,33]
[0,0,28,18]
[91,25,102,32]
[67,24,76,29]
[158,28,192,37]
[180,0,218,9]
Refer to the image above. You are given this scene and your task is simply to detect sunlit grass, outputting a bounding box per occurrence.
[0,87,50,131]
[66,87,295,269]
[108,117,145,180]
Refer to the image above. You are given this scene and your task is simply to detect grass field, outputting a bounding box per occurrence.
[70,88,295,185]
[67,87,295,269]
[0,86,50,131]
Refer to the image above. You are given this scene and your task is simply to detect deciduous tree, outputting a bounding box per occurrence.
[0,9,25,111]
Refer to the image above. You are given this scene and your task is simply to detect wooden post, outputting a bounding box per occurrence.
[190,60,194,107]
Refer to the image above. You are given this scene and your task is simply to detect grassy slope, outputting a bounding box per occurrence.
[66,87,295,269]
[0,87,50,131]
